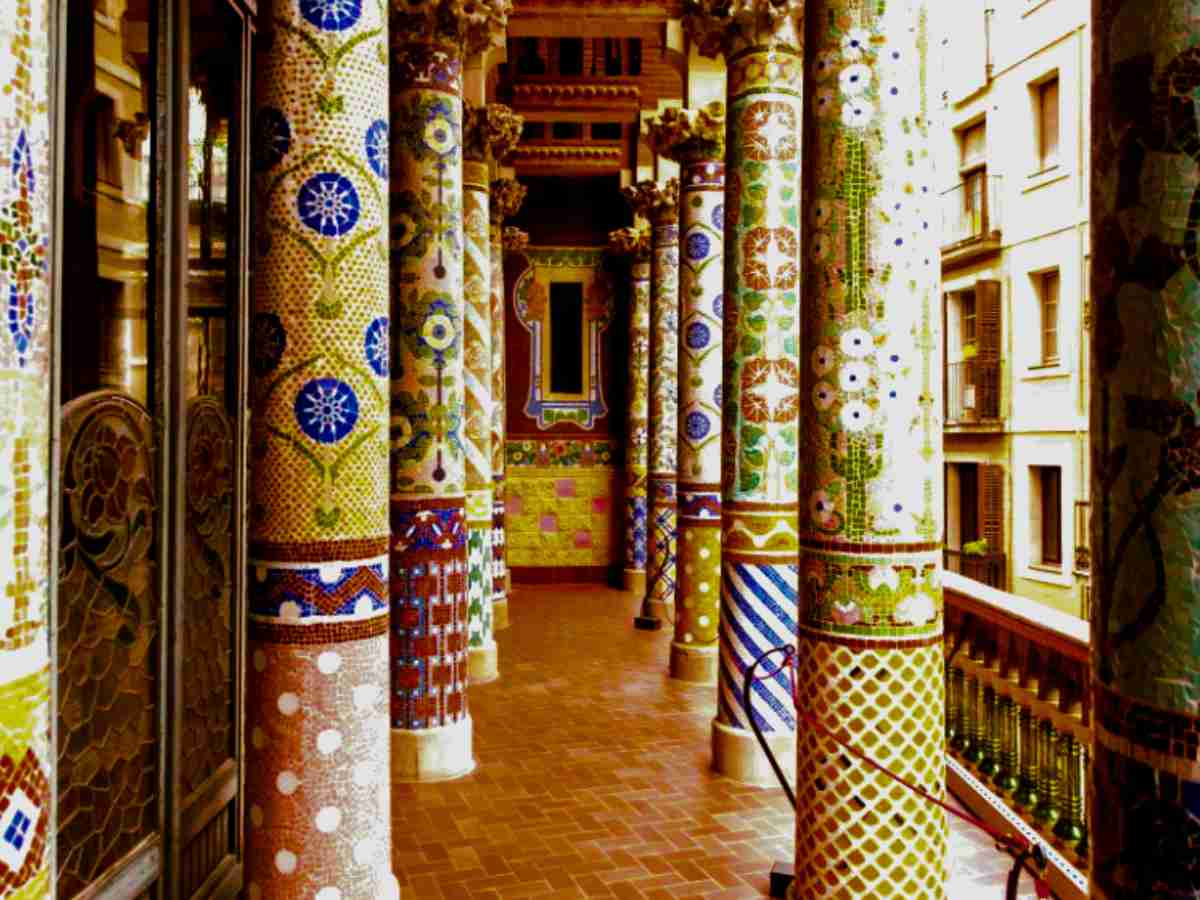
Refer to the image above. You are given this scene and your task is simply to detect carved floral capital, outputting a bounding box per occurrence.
[464,102,524,162]
[607,225,651,259]
[683,0,804,58]
[620,178,679,224]
[644,102,725,163]
[490,177,527,223]
[390,0,513,58]
[502,226,530,251]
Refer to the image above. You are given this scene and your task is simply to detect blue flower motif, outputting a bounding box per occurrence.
[685,232,711,261]
[299,0,361,31]
[294,378,359,444]
[365,119,388,179]
[712,293,723,318]
[685,322,711,350]
[713,384,722,407]
[253,107,290,171]
[7,287,34,360]
[252,313,287,375]
[365,316,389,377]
[10,130,33,194]
[685,411,711,441]
[297,172,360,237]
[710,204,724,230]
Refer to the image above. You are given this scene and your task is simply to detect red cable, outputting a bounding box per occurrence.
[775,651,1052,899]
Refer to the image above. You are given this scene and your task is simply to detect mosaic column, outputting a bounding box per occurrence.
[462,104,520,683]
[489,178,526,630]
[607,225,652,597]
[623,179,680,628]
[388,0,509,782]
[0,0,53,894]
[1090,3,1200,895]
[647,104,726,684]
[794,2,947,895]
[248,0,396,892]
[685,1,802,785]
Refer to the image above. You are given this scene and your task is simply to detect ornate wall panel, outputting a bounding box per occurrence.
[248,0,394,891]
[0,3,53,894]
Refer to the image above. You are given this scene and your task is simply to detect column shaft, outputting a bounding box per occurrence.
[796,3,946,896]
[625,254,652,594]
[248,0,394,892]
[1090,3,1200,895]
[389,38,472,782]
[647,199,681,620]
[463,156,496,683]
[0,0,52,894]
[489,222,509,627]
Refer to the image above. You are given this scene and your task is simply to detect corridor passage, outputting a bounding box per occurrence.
[391,586,1019,899]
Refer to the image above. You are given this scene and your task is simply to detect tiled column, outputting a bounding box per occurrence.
[462,104,520,684]
[1090,4,1200,895]
[686,2,802,784]
[488,178,526,630]
[607,226,652,596]
[795,2,946,895]
[248,0,396,892]
[0,0,52,894]
[388,0,509,782]
[623,180,680,628]
[647,104,726,684]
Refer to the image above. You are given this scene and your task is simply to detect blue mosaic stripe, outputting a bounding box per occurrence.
[718,561,798,733]
[249,560,388,619]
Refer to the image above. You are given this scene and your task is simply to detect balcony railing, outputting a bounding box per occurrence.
[942,173,1003,248]
[944,572,1090,900]
[945,359,1001,423]
[943,548,1007,590]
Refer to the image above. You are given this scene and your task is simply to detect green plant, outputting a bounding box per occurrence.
[963,538,990,556]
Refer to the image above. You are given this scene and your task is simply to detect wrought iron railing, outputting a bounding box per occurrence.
[942,172,1003,246]
[944,548,1007,590]
[946,359,1002,423]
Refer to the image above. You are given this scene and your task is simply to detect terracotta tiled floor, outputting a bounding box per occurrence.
[392,584,1023,899]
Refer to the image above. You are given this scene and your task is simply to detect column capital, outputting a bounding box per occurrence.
[391,0,513,57]
[621,179,679,225]
[683,0,804,58]
[607,225,651,259]
[501,226,529,252]
[645,102,726,164]
[464,102,524,163]
[489,177,527,223]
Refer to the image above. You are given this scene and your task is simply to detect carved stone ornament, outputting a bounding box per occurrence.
[511,82,641,104]
[607,225,651,259]
[490,177,527,223]
[115,112,150,158]
[390,0,513,56]
[644,102,725,163]
[509,145,623,164]
[464,102,524,163]
[620,178,679,224]
[501,226,529,252]
[683,0,805,58]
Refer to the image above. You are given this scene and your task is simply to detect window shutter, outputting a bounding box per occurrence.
[975,279,1001,361]
[979,464,1005,561]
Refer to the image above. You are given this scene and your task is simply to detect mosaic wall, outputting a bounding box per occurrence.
[511,246,615,430]
[648,106,726,679]
[685,7,802,744]
[505,440,621,569]
[249,0,392,891]
[1090,2,1200,893]
[0,0,52,894]
[794,2,947,896]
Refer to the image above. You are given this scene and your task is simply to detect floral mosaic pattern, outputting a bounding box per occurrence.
[512,247,614,429]
[1090,2,1200,893]
[792,3,945,897]
[0,1,52,894]
[247,0,393,893]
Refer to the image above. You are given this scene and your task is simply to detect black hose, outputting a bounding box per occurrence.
[741,644,797,810]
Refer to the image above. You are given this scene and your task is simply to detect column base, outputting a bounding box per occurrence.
[623,568,646,595]
[468,642,499,683]
[391,715,475,783]
[711,717,795,787]
[669,642,718,684]
[493,597,510,631]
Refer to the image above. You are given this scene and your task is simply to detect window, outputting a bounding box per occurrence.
[92,94,121,187]
[551,121,583,141]
[549,282,584,395]
[628,38,642,75]
[1031,465,1063,567]
[1039,269,1059,363]
[557,38,584,76]
[521,121,545,141]
[960,290,977,347]
[591,122,622,141]
[603,38,622,76]
[514,38,546,75]
[1037,76,1059,169]
[960,121,986,169]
